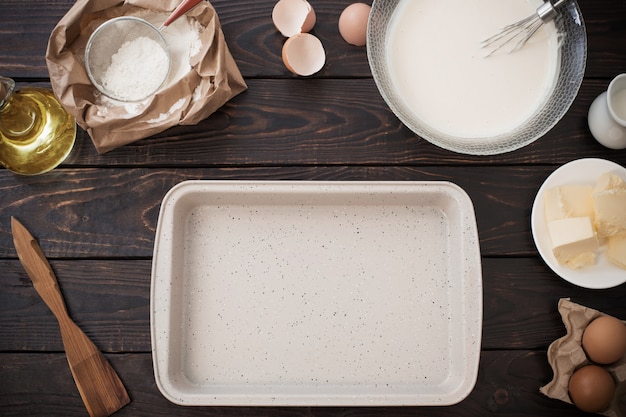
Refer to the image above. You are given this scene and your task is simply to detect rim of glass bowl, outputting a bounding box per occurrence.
[366,0,587,155]
[84,16,171,102]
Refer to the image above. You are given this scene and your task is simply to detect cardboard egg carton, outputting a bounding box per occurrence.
[541,298,626,416]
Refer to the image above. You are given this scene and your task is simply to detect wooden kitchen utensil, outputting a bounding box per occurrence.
[11,217,130,417]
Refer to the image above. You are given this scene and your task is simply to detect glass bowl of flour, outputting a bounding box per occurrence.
[85,16,171,102]
[367,0,587,155]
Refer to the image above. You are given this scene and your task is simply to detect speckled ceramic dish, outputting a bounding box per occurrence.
[151,181,482,406]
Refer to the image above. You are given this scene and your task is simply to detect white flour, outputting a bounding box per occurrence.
[147,98,187,123]
[97,95,148,119]
[96,11,204,114]
[101,36,169,101]
[131,10,204,91]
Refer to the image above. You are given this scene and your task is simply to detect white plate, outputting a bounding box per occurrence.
[531,158,626,289]
[151,181,482,406]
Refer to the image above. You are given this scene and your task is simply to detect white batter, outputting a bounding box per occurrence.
[388,0,560,138]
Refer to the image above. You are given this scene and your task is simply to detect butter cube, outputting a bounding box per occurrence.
[594,172,625,192]
[566,252,597,270]
[593,173,626,237]
[547,217,598,269]
[607,234,626,270]
[544,185,594,222]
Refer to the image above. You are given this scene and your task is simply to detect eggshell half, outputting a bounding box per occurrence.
[338,3,371,46]
[282,33,326,76]
[272,0,316,38]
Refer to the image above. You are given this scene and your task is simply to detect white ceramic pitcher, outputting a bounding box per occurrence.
[588,73,626,149]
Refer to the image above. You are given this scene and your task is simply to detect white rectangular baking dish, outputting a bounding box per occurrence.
[151,181,482,406]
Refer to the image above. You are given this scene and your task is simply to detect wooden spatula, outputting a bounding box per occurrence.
[11,217,130,417]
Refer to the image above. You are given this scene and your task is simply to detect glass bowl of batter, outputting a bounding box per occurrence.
[85,16,171,102]
[367,0,587,155]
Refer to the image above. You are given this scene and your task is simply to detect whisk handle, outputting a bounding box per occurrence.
[162,0,204,27]
[538,0,569,22]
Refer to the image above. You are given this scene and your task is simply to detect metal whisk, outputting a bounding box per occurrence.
[482,0,568,57]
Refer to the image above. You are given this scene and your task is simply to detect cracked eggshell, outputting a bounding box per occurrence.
[282,33,325,76]
[272,0,316,38]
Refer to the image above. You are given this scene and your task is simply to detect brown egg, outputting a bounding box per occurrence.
[582,315,626,364]
[568,365,615,413]
[338,3,371,46]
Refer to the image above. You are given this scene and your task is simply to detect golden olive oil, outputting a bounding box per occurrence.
[0,80,76,175]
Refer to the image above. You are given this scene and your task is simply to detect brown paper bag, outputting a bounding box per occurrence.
[540,298,626,416]
[46,0,247,153]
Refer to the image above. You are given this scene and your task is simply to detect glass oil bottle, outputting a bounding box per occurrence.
[0,76,76,175]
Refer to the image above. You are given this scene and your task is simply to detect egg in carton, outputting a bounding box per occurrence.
[541,298,626,416]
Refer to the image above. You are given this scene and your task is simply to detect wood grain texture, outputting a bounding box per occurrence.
[0,165,575,257]
[11,218,130,417]
[1,0,625,79]
[0,259,150,352]
[44,79,626,166]
[0,351,596,417]
[2,258,625,353]
[2,1,626,416]
[6,79,626,166]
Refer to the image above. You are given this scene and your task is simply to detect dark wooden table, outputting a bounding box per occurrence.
[2,1,626,416]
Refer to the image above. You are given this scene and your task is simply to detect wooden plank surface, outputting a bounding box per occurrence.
[1,0,626,79]
[0,165,601,257]
[0,351,596,417]
[1,0,626,416]
[4,79,624,167]
[2,257,626,353]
